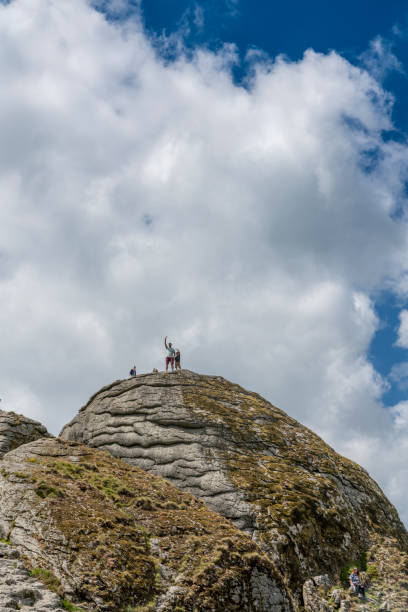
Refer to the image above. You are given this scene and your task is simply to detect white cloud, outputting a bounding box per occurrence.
[391,401,408,429]
[225,0,240,17]
[1,0,408,525]
[396,309,408,348]
[360,35,403,81]
[193,4,204,31]
[390,362,408,392]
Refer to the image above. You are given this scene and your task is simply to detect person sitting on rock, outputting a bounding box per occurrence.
[164,336,176,372]
[174,349,181,371]
[129,365,137,377]
[349,567,365,599]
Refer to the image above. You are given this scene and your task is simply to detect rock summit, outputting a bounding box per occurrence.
[61,370,408,608]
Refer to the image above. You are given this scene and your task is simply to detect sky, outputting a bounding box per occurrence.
[1,0,408,527]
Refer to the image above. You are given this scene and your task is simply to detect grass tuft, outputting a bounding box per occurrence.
[35,482,64,499]
[60,599,84,611]
[30,567,62,594]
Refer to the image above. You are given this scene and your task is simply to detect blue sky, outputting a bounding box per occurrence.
[141,0,405,62]
[2,0,408,525]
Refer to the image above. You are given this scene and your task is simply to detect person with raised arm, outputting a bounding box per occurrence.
[164,336,176,373]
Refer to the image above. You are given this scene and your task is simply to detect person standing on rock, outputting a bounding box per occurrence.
[174,349,181,371]
[129,365,137,377]
[164,336,176,372]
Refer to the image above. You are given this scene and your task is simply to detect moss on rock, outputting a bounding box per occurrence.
[180,374,407,595]
[0,437,292,611]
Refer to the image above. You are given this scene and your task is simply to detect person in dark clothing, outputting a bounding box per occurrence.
[349,568,365,599]
[174,349,181,371]
[129,365,137,377]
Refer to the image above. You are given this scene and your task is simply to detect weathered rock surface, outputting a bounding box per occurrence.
[60,371,408,603]
[302,575,334,612]
[308,535,408,612]
[0,437,293,611]
[0,542,63,611]
[0,410,49,458]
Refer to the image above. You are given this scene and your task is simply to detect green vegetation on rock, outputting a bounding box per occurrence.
[35,481,64,498]
[0,437,292,611]
[30,567,62,593]
[181,374,408,596]
[60,599,84,611]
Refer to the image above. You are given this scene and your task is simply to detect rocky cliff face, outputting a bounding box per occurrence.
[302,534,408,611]
[0,409,49,457]
[60,371,408,607]
[0,437,293,611]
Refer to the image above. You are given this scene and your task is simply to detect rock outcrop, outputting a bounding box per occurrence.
[0,437,293,611]
[0,541,63,611]
[60,371,408,605]
[0,410,49,458]
[302,535,408,611]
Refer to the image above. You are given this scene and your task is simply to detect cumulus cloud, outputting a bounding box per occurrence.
[1,0,408,524]
[396,309,408,348]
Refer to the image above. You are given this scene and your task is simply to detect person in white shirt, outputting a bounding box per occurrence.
[164,336,176,372]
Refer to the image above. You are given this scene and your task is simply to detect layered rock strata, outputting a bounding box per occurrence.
[60,371,408,602]
[0,409,49,458]
[0,437,293,611]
